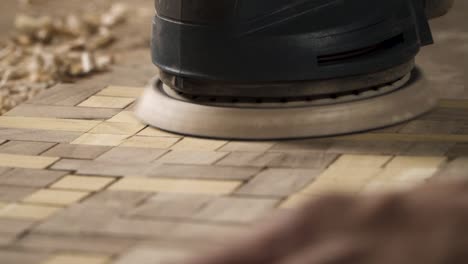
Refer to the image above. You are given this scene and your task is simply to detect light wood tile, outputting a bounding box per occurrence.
[0,116,100,132]
[79,96,134,109]
[137,127,181,138]
[0,203,61,220]
[281,193,316,209]
[24,189,90,206]
[109,177,241,195]
[171,137,227,151]
[299,155,391,195]
[42,253,110,264]
[121,136,179,149]
[0,202,5,209]
[0,153,59,169]
[433,157,468,181]
[362,156,446,193]
[97,86,145,98]
[5,104,119,120]
[51,175,115,191]
[71,133,129,146]
[107,111,142,124]
[90,122,145,135]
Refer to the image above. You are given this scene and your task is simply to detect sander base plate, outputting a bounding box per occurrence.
[135,68,438,140]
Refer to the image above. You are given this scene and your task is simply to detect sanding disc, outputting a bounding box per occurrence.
[135,68,438,140]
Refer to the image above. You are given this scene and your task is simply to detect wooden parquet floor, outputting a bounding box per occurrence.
[0,4,467,264]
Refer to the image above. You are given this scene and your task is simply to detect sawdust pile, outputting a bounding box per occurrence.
[0,3,127,114]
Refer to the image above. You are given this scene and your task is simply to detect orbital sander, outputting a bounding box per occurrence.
[136,0,454,140]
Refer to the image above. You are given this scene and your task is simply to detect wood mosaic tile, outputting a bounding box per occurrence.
[0,186,37,203]
[23,189,90,206]
[29,82,103,106]
[0,169,68,188]
[0,203,61,220]
[96,147,167,163]
[171,137,227,151]
[270,139,334,152]
[216,152,284,167]
[193,196,278,223]
[341,133,468,143]
[143,164,260,180]
[121,136,179,149]
[114,246,194,264]
[0,128,82,143]
[399,120,461,134]
[102,218,175,238]
[0,141,55,155]
[267,151,338,169]
[170,222,248,242]
[137,127,182,138]
[0,153,59,169]
[325,140,411,155]
[41,253,110,264]
[0,116,101,132]
[438,99,468,109]
[97,86,145,98]
[402,142,454,156]
[237,168,321,197]
[299,155,391,195]
[219,141,275,152]
[42,143,111,159]
[17,234,135,255]
[0,249,48,264]
[158,151,228,165]
[78,96,134,109]
[362,156,446,193]
[106,111,142,124]
[0,233,15,246]
[447,143,468,157]
[0,218,34,234]
[433,157,468,181]
[5,104,120,120]
[71,133,129,146]
[281,193,318,209]
[1,8,467,261]
[109,177,242,195]
[51,175,115,191]
[130,193,214,219]
[89,122,145,135]
[51,159,155,177]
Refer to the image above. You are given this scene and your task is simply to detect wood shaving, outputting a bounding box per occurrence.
[0,3,127,114]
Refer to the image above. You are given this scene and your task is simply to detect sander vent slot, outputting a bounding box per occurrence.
[318,34,405,65]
